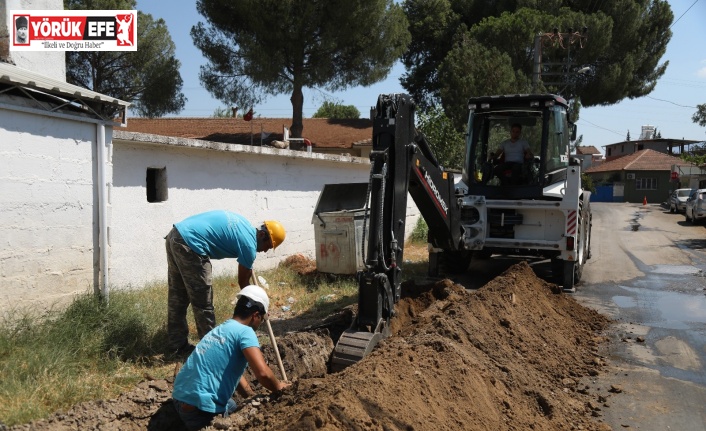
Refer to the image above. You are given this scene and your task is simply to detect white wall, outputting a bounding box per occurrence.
[0,121,421,313]
[1,0,66,81]
[110,132,421,288]
[0,108,97,308]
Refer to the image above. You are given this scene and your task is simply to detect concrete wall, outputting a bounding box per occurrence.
[1,0,66,81]
[109,132,421,288]
[0,108,98,308]
[0,119,421,312]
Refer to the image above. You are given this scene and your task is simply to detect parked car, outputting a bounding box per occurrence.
[685,189,706,224]
[669,188,694,213]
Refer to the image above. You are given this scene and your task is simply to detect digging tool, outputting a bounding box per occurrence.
[251,270,288,382]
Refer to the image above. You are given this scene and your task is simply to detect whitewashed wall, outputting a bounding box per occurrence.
[0,121,421,313]
[1,0,66,81]
[109,132,421,288]
[0,108,98,308]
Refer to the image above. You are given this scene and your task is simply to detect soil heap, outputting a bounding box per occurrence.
[8,262,613,431]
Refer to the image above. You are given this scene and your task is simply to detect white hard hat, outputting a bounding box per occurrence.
[236,285,270,314]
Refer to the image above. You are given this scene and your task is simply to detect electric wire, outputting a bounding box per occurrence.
[646,96,696,109]
[671,0,700,29]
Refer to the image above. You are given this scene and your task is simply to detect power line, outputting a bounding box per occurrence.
[671,0,700,28]
[646,95,696,109]
[578,118,624,137]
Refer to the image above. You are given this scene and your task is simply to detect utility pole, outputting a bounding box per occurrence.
[532,27,589,97]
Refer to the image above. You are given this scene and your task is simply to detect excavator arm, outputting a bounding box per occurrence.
[331,94,460,371]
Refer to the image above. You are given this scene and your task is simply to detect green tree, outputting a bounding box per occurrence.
[313,101,361,119]
[65,0,186,118]
[681,151,706,167]
[438,34,528,129]
[401,0,672,117]
[581,173,596,194]
[415,105,465,170]
[191,0,410,138]
[693,103,706,127]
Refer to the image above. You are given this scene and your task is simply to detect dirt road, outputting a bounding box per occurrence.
[576,202,706,430]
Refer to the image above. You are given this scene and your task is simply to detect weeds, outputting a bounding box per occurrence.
[409,217,428,244]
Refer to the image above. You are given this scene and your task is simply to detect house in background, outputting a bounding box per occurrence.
[603,125,701,162]
[585,149,698,203]
[574,145,603,171]
[123,117,374,158]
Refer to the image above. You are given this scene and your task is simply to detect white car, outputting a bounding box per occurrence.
[685,189,706,224]
[668,188,694,213]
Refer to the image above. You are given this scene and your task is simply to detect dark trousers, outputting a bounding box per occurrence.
[494,162,525,185]
[165,227,215,351]
[173,398,237,431]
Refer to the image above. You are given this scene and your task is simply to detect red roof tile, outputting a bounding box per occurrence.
[585,149,695,173]
[121,117,372,149]
[575,145,601,155]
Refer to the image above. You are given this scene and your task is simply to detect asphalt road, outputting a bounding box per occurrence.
[575,202,706,431]
[435,201,706,429]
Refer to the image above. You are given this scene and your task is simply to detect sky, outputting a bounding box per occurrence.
[135,0,706,154]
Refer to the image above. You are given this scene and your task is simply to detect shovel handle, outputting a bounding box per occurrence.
[251,271,288,382]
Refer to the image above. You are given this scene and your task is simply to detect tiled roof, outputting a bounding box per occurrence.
[120,117,373,149]
[575,145,601,155]
[585,149,694,173]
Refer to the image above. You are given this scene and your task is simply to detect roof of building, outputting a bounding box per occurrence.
[121,117,373,149]
[0,61,130,124]
[585,149,695,173]
[575,145,602,155]
[603,138,702,148]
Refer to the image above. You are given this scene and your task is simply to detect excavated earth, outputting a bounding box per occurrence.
[8,261,617,431]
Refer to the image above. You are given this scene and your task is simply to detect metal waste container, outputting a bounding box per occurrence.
[312,183,369,274]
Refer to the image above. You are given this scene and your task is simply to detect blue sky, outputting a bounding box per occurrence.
[135,0,706,153]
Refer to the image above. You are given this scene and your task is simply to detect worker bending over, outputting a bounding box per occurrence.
[165,210,285,355]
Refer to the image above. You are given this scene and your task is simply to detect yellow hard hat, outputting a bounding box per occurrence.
[263,220,285,249]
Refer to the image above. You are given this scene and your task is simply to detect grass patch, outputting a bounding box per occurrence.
[0,287,175,425]
[409,217,429,244]
[0,245,430,426]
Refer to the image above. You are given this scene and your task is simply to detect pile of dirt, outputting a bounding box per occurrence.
[281,253,318,276]
[8,262,614,431]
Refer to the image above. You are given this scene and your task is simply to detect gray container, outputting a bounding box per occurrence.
[312,183,369,274]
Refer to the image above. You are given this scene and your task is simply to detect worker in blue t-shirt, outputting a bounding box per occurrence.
[165,210,286,355]
[172,285,290,431]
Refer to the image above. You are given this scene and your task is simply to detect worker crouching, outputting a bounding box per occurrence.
[171,285,290,430]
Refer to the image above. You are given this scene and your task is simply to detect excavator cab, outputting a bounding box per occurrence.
[464,95,571,198]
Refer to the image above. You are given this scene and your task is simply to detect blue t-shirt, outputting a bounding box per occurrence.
[172,319,260,413]
[174,210,257,268]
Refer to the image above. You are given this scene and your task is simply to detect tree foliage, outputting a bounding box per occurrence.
[693,104,706,127]
[65,0,186,118]
[313,101,361,119]
[401,0,673,125]
[191,0,410,138]
[415,105,466,170]
[681,149,706,167]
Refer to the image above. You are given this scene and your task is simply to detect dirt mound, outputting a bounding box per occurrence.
[281,253,318,276]
[8,262,613,431]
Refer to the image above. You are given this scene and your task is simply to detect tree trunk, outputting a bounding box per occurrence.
[289,84,304,138]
